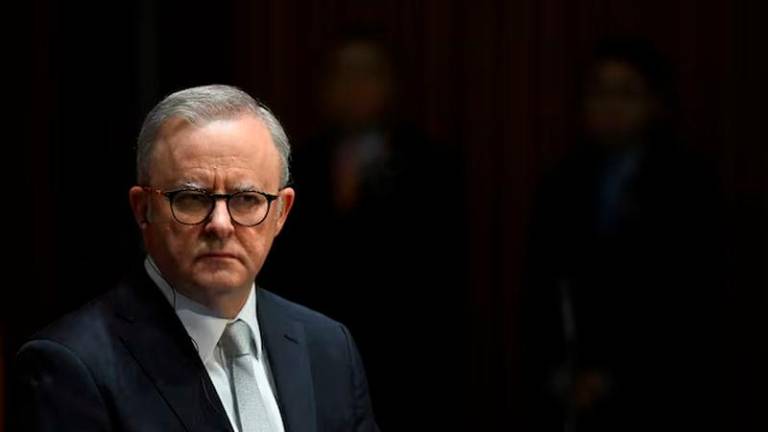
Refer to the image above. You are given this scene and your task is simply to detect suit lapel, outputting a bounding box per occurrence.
[112,272,233,432]
[258,289,318,432]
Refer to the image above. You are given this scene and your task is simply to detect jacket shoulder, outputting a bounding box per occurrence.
[20,285,123,361]
[259,288,343,330]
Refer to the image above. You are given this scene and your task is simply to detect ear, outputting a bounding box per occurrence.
[273,187,295,236]
[128,186,150,229]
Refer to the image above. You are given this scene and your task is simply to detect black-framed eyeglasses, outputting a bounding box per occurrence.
[143,187,280,227]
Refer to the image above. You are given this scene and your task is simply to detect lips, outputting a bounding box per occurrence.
[197,252,239,260]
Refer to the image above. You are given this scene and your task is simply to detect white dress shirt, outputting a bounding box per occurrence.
[144,257,285,432]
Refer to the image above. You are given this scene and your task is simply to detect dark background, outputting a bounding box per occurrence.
[4,0,767,430]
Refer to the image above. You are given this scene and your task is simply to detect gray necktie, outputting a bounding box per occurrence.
[219,320,273,432]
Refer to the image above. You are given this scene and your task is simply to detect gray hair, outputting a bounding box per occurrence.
[136,84,291,187]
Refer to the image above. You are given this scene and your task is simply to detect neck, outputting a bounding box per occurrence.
[179,285,250,319]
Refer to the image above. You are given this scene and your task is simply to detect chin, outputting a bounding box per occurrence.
[194,272,250,290]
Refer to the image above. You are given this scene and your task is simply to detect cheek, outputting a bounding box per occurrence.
[148,224,199,263]
[586,101,642,135]
[625,102,652,126]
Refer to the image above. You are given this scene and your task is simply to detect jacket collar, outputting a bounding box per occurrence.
[112,267,318,432]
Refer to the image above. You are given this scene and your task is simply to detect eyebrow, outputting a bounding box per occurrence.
[172,180,266,193]
[231,182,261,192]
[173,180,206,190]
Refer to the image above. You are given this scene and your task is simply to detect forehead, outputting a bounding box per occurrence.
[591,60,647,89]
[149,114,281,188]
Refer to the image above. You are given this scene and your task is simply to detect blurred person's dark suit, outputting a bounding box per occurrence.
[524,139,724,430]
[269,122,466,430]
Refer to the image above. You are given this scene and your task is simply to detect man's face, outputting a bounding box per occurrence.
[323,41,393,127]
[584,60,658,146]
[129,114,294,306]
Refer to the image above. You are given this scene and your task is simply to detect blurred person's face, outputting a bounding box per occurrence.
[128,114,294,311]
[584,59,659,147]
[323,41,393,128]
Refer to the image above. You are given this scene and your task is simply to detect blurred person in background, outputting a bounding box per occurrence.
[266,31,467,429]
[523,37,725,431]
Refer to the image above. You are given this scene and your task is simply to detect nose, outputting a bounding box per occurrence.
[203,199,235,238]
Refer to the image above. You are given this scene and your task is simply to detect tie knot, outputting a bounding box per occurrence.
[220,320,253,358]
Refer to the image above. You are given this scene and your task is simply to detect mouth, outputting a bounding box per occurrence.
[197,252,239,261]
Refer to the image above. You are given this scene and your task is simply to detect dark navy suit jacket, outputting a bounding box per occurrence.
[14,269,379,432]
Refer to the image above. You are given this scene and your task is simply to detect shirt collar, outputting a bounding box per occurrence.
[144,256,263,364]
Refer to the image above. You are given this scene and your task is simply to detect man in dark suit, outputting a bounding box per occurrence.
[14,84,379,432]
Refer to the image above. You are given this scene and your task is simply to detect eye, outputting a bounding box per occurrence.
[231,192,267,210]
[173,190,210,212]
